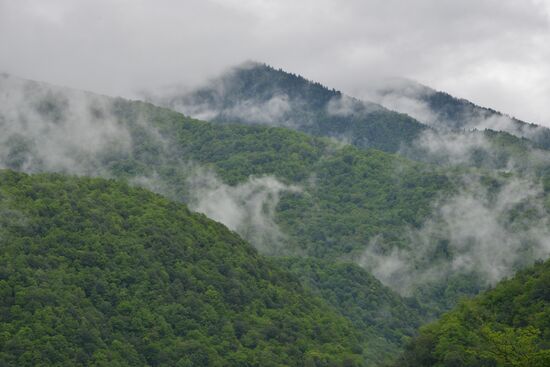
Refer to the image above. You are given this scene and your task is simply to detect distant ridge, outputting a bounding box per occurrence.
[150,62,428,153]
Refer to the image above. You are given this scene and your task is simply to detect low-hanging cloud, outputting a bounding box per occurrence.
[361,84,550,298]
[0,74,132,175]
[221,94,292,125]
[173,93,298,128]
[362,78,440,126]
[360,174,550,296]
[399,129,524,171]
[326,95,361,117]
[185,168,301,254]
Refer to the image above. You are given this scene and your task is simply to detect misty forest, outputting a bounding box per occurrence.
[2,1,550,366]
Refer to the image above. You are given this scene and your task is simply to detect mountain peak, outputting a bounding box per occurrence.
[148,62,426,153]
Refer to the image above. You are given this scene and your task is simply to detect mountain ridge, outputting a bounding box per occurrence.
[149,62,429,153]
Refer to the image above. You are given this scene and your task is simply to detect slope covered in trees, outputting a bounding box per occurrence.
[274,257,427,365]
[394,259,550,366]
[0,74,451,260]
[149,62,427,153]
[0,170,367,366]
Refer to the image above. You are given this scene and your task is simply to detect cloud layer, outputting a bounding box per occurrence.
[1,0,549,125]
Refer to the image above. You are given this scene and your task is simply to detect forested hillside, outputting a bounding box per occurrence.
[3,74,550,311]
[394,259,550,366]
[4,0,550,365]
[0,170,366,366]
[2,74,550,365]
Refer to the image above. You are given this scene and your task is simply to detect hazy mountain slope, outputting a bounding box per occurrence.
[0,73,449,259]
[149,62,428,153]
[0,170,367,366]
[394,259,550,366]
[370,78,550,149]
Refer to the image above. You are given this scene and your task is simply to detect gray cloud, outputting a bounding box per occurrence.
[0,0,549,125]
[224,94,292,125]
[366,79,548,140]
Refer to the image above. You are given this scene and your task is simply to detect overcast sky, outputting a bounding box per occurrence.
[1,0,550,125]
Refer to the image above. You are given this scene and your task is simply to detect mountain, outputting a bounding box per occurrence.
[148,62,428,153]
[3,73,550,363]
[0,170,366,366]
[369,78,550,149]
[3,73,550,309]
[394,259,550,366]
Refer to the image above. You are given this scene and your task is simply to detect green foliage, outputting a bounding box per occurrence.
[394,260,550,366]
[0,79,467,362]
[0,170,366,366]
[273,257,427,365]
[12,86,534,316]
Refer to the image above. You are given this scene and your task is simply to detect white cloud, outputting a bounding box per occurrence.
[0,74,132,174]
[360,175,550,295]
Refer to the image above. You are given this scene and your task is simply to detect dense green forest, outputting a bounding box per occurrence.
[394,259,550,366]
[0,75,455,362]
[109,98,550,316]
[111,98,452,259]
[274,258,427,365]
[0,75,453,261]
[0,170,367,366]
